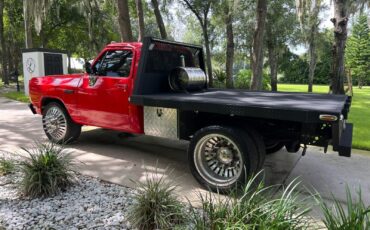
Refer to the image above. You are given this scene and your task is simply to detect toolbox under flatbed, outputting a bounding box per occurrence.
[130,89,351,123]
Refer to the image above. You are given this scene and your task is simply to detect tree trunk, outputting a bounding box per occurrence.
[85,1,94,52]
[224,5,234,89]
[40,28,48,48]
[182,1,213,86]
[358,78,363,89]
[23,0,33,48]
[330,0,347,95]
[249,45,253,73]
[0,0,8,85]
[67,52,71,74]
[267,44,277,91]
[135,0,145,42]
[151,0,167,39]
[8,43,14,74]
[202,24,213,86]
[266,23,277,92]
[117,0,134,42]
[250,0,267,90]
[308,32,317,93]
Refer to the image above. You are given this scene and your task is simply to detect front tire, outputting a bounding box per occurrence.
[188,126,259,193]
[42,102,81,144]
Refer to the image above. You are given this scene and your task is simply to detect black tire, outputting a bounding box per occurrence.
[265,141,285,154]
[188,125,259,193]
[244,128,266,170]
[42,102,81,144]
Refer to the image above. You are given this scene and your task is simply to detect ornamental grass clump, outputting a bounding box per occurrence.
[188,173,313,230]
[0,158,15,176]
[320,187,370,229]
[128,173,185,230]
[19,142,76,198]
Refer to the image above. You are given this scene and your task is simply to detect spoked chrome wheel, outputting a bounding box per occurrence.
[43,106,67,141]
[194,134,243,187]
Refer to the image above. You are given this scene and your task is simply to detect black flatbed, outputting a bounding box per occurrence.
[132,37,350,124]
[130,89,350,123]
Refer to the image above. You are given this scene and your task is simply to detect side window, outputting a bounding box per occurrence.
[92,54,106,73]
[94,50,133,77]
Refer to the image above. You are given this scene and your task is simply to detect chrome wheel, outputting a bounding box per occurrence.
[194,134,243,187]
[43,106,67,141]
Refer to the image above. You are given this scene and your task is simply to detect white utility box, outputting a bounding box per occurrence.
[22,48,68,95]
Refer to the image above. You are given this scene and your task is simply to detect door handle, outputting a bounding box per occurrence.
[63,89,74,94]
[116,84,128,90]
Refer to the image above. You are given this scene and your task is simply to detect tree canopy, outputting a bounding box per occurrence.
[346,13,370,88]
[0,0,368,93]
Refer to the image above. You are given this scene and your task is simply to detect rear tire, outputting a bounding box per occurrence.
[245,128,266,169]
[188,125,259,193]
[42,102,81,144]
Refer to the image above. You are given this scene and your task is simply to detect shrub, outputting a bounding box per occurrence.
[0,158,15,176]
[234,69,271,90]
[187,174,312,230]
[212,68,227,88]
[128,173,185,230]
[234,69,252,89]
[320,187,370,229]
[19,142,76,198]
[213,68,227,84]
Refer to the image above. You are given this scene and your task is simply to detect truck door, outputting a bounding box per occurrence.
[77,49,133,130]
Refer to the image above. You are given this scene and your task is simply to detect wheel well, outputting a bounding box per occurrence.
[41,97,67,113]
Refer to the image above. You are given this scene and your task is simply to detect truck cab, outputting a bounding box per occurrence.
[75,43,144,133]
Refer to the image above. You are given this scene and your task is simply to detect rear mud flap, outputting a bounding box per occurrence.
[338,123,353,157]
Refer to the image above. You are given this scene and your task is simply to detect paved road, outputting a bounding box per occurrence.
[1,97,369,211]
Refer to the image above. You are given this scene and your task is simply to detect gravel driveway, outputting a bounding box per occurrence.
[1,171,134,229]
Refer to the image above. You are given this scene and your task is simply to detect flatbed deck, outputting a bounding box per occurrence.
[130,89,350,123]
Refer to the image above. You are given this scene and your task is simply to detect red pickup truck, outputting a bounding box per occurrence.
[29,37,353,192]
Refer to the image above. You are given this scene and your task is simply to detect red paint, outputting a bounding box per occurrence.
[29,42,144,134]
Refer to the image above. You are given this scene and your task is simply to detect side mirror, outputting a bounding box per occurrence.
[85,62,92,74]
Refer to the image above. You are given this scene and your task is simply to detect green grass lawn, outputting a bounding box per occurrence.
[278,84,370,151]
[2,91,30,103]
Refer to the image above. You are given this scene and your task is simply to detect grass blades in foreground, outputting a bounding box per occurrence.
[320,187,370,230]
[128,172,185,230]
[187,174,313,230]
[20,142,76,198]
